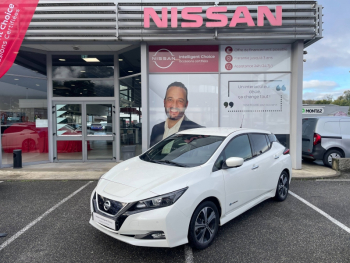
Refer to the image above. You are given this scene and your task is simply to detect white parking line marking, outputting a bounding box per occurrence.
[0,181,93,252]
[316,179,350,182]
[289,191,350,234]
[0,181,3,183]
[184,245,194,263]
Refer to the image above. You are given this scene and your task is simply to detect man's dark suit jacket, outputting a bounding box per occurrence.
[150,116,203,147]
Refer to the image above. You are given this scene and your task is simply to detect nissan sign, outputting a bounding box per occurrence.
[144,6,282,28]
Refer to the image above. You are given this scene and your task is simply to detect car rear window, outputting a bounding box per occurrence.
[267,134,278,145]
[249,134,269,156]
[302,118,317,136]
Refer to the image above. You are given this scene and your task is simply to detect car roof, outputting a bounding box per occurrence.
[176,127,271,137]
[303,116,350,120]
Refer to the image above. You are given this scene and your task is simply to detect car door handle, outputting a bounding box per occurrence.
[274,155,280,159]
[252,165,259,170]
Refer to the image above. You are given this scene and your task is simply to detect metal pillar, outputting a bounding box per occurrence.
[47,54,54,162]
[290,40,304,169]
[114,54,121,161]
[141,42,149,153]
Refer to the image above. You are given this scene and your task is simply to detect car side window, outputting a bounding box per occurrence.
[224,134,253,161]
[249,133,269,157]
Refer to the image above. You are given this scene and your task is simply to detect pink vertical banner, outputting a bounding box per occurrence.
[0,0,39,78]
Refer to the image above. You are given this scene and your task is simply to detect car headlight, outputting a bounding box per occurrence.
[133,187,188,211]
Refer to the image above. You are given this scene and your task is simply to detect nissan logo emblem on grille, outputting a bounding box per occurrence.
[97,194,124,215]
[103,200,111,211]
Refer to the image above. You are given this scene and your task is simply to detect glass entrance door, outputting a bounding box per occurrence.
[85,103,114,160]
[54,102,115,162]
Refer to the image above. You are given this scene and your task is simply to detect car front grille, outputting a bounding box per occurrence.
[97,194,124,216]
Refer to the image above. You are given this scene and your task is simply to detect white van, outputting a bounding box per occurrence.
[302,116,350,167]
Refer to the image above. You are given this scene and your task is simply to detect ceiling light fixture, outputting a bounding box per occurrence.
[83,58,100,62]
[36,84,40,86]
[119,59,123,61]
[59,59,65,61]
[128,71,133,73]
[80,71,86,72]
[14,79,19,80]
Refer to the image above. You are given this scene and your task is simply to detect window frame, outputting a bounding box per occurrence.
[248,133,271,157]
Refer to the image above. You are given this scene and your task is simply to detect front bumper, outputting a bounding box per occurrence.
[90,192,190,248]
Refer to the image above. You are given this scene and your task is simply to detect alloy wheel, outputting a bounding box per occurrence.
[328,153,341,165]
[194,207,216,244]
[278,173,288,199]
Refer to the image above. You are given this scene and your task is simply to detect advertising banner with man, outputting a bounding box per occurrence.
[149,74,219,147]
[0,0,39,78]
[148,45,220,147]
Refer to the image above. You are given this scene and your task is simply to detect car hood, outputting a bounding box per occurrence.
[98,157,200,202]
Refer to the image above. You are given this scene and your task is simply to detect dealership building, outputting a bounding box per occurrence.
[0,0,323,169]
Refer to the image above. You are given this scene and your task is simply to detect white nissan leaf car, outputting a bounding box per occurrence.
[89,128,292,249]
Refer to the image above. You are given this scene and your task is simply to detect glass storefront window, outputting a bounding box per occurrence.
[87,140,113,160]
[87,104,113,136]
[53,80,114,97]
[52,55,114,97]
[57,141,83,160]
[56,104,82,136]
[52,66,114,79]
[119,48,141,78]
[119,75,142,160]
[118,47,142,160]
[0,51,48,166]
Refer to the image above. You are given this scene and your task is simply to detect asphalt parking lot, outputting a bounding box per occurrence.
[0,177,349,263]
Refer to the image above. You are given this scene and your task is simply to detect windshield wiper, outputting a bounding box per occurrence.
[156,160,187,167]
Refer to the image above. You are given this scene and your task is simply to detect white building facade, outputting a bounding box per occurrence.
[0,0,323,169]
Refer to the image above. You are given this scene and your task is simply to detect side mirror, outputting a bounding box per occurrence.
[224,157,244,169]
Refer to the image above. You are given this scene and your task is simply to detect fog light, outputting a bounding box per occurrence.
[134,231,166,239]
[151,232,165,239]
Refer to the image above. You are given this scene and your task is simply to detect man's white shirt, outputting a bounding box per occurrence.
[162,115,184,139]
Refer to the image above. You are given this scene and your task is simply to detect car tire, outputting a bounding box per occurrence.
[323,149,343,167]
[22,139,36,152]
[275,171,289,202]
[188,201,219,250]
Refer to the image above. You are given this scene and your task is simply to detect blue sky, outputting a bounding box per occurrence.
[303,0,350,100]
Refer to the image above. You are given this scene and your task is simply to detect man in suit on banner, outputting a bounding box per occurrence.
[150,81,203,147]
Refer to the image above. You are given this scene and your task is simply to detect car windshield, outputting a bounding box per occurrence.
[140,134,225,167]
